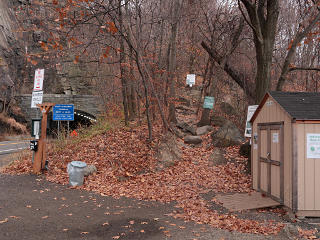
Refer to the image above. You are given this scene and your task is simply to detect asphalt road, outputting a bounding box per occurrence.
[0,174,289,240]
[0,140,30,167]
[0,140,29,155]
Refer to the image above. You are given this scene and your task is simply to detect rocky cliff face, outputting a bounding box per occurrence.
[0,0,19,112]
[0,0,96,103]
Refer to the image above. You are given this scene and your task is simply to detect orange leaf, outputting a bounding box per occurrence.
[31,60,38,65]
[73,55,79,64]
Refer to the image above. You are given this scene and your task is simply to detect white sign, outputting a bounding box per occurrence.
[31,91,43,108]
[244,105,258,138]
[33,69,44,91]
[33,121,40,136]
[273,133,279,143]
[307,134,320,158]
[266,100,273,106]
[186,74,196,87]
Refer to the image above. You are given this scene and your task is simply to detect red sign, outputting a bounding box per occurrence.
[33,69,44,91]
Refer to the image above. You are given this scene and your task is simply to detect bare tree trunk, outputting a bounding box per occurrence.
[254,38,273,102]
[168,0,183,123]
[136,58,152,140]
[127,46,137,120]
[118,0,129,125]
[134,0,152,140]
[198,60,214,127]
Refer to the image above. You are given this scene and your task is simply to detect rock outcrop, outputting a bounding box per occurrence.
[211,121,244,147]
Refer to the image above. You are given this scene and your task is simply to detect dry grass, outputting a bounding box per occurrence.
[0,149,32,172]
[0,113,27,134]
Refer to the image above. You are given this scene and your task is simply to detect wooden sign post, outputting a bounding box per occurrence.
[33,103,55,174]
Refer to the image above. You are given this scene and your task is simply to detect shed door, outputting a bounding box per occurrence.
[258,123,284,203]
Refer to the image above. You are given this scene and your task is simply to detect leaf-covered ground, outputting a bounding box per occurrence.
[2,122,288,236]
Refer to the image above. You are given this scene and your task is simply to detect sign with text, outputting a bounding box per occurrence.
[203,96,215,109]
[31,91,43,108]
[53,104,74,121]
[307,134,320,158]
[33,69,44,91]
[244,105,258,138]
[186,74,196,86]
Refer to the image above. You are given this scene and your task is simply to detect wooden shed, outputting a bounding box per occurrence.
[250,91,320,217]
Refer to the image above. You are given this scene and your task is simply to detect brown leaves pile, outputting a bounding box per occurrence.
[2,123,284,235]
[298,227,318,239]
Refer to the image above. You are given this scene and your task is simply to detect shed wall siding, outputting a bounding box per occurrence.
[296,123,320,211]
[252,96,292,208]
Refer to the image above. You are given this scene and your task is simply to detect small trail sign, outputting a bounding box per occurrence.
[186,74,196,87]
[203,96,215,109]
[33,69,44,91]
[244,105,258,138]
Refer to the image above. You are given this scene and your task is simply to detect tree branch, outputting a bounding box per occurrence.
[276,8,320,90]
[201,41,254,100]
[238,0,263,43]
[289,67,320,72]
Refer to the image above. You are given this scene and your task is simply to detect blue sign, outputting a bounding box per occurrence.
[53,104,74,121]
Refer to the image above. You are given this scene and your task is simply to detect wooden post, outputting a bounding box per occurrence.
[33,103,55,174]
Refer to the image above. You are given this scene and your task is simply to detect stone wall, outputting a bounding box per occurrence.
[15,94,104,121]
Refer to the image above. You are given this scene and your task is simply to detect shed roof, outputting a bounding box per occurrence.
[251,91,320,122]
[269,91,320,120]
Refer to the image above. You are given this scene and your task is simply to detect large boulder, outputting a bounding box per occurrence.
[209,148,227,166]
[184,135,202,144]
[196,125,213,136]
[156,133,181,170]
[211,121,244,147]
[176,121,196,135]
[220,102,237,115]
[210,114,230,127]
[170,123,185,138]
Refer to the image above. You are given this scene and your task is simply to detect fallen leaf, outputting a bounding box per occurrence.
[81,232,89,234]
[0,218,8,224]
[112,236,120,239]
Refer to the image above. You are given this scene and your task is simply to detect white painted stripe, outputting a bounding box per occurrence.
[0,147,27,154]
